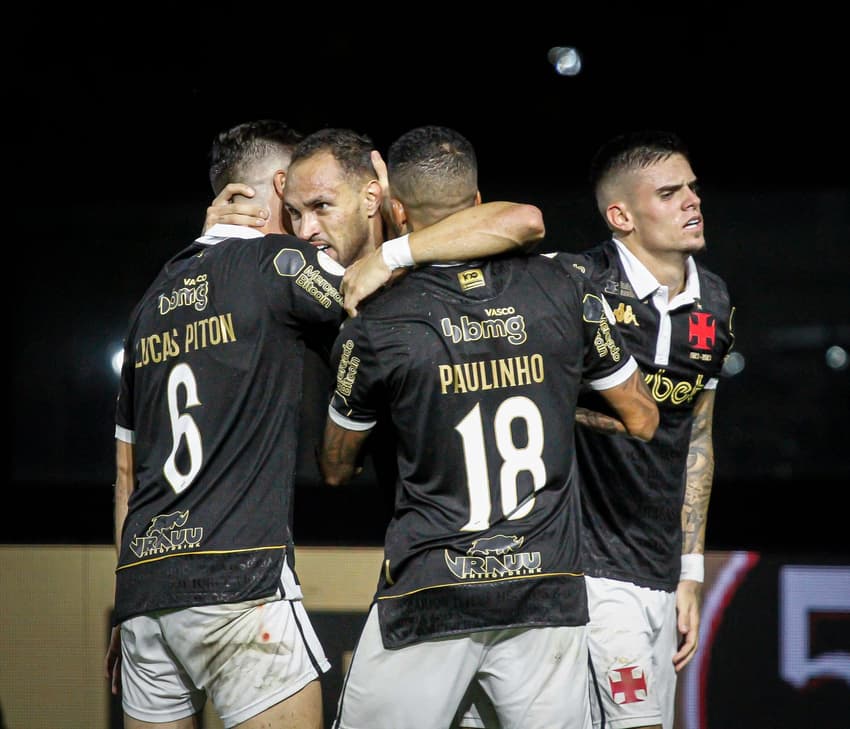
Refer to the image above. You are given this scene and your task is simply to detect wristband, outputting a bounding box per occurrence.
[680,553,705,583]
[381,234,414,270]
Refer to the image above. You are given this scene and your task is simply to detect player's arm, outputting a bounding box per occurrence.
[409,200,544,259]
[342,201,545,317]
[319,315,378,484]
[113,438,135,552]
[674,388,715,671]
[318,418,372,487]
[681,389,715,558]
[578,283,658,440]
[594,367,659,442]
[201,183,270,233]
[576,406,635,436]
[105,437,135,695]
[370,148,544,259]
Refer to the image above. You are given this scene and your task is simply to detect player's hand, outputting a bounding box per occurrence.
[105,625,123,696]
[202,183,269,233]
[341,251,409,317]
[371,150,401,240]
[341,247,392,317]
[673,579,703,672]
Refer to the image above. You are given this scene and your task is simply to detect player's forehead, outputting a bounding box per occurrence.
[636,153,696,189]
[286,151,349,204]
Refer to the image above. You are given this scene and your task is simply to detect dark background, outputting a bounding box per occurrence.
[11,11,849,552]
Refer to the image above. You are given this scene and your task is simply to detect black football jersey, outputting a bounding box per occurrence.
[560,239,735,591]
[113,224,345,623]
[327,253,638,648]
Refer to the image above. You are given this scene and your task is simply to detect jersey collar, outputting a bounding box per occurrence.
[195,223,266,246]
[612,238,701,306]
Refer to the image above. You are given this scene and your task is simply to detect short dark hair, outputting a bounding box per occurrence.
[208,120,303,194]
[589,130,690,194]
[290,128,376,184]
[387,125,478,214]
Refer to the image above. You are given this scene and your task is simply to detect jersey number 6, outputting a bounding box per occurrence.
[163,362,204,493]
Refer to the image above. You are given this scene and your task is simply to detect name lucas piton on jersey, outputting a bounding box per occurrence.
[133,275,236,369]
[134,252,342,370]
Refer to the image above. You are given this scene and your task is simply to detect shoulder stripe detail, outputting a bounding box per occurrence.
[587,356,638,391]
[115,424,135,444]
[328,404,376,432]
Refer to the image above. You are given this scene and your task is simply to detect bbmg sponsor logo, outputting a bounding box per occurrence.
[159,275,209,315]
[441,313,527,346]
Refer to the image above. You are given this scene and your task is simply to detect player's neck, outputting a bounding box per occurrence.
[370,215,386,248]
[622,242,688,299]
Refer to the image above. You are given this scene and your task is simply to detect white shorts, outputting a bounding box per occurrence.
[585,576,677,729]
[120,596,330,728]
[334,603,591,729]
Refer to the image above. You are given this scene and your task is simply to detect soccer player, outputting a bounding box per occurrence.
[318,125,659,729]
[568,130,735,729]
[105,120,546,729]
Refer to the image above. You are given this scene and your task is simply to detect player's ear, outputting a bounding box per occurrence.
[474,190,482,206]
[606,201,633,233]
[391,198,408,233]
[365,179,383,217]
[273,169,287,199]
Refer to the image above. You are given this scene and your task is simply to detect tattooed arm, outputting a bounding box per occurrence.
[674,389,716,672]
[594,367,659,442]
[681,389,716,555]
[576,407,631,435]
[579,366,659,441]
